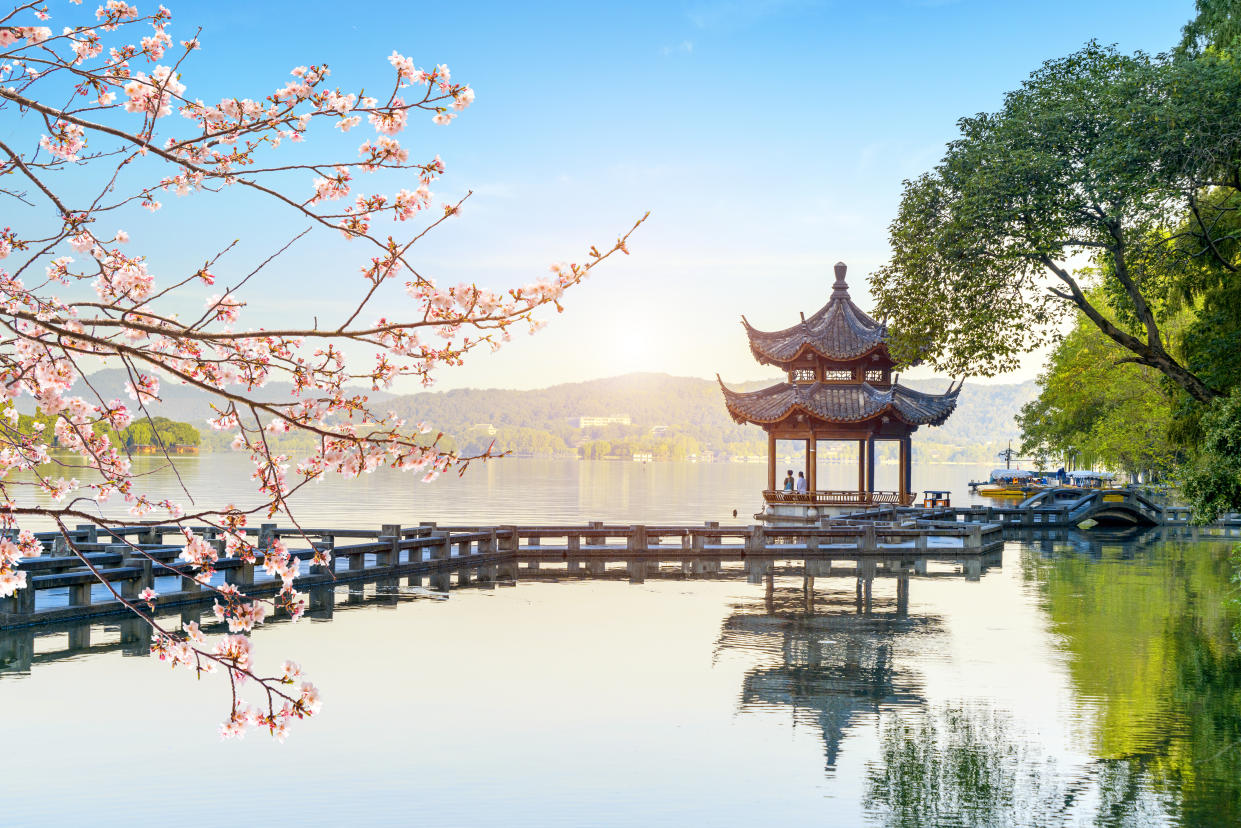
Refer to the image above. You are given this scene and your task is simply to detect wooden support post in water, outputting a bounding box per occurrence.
[567,532,580,571]
[69,579,92,608]
[68,622,90,650]
[308,585,335,619]
[526,533,540,570]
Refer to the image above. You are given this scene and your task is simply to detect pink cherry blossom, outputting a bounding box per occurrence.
[0,0,644,742]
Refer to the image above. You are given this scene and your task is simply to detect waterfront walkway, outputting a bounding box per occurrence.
[1,520,1003,630]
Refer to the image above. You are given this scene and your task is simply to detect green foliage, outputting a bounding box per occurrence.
[1018,302,1181,479]
[1180,0,1241,57]
[12,410,200,451]
[871,40,1241,403]
[865,704,1065,827]
[119,416,200,448]
[1184,388,1241,522]
[1029,541,1241,823]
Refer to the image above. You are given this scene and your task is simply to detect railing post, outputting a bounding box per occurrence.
[119,540,154,599]
[379,524,401,568]
[628,525,647,554]
[69,578,92,608]
[566,531,581,572]
[966,525,983,549]
[311,534,335,575]
[498,526,518,556]
[258,523,276,551]
[2,581,35,617]
[860,524,876,552]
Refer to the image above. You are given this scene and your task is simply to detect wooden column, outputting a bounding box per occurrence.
[808,438,817,492]
[857,439,866,492]
[767,432,776,492]
[898,437,908,504]
[904,436,913,502]
[866,438,875,495]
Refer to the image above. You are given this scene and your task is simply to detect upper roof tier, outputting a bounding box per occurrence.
[743,262,888,367]
[718,378,960,428]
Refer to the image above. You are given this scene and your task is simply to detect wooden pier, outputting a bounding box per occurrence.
[5,495,1237,632]
[0,520,1005,630]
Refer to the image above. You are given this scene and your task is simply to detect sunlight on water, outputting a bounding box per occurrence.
[17,455,995,530]
[2,461,1238,826]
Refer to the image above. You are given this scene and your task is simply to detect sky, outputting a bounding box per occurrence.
[19,0,1198,392]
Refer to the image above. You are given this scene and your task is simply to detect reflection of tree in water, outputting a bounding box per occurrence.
[864,704,1177,828]
[1029,538,1241,826]
[866,704,1058,827]
[717,580,938,770]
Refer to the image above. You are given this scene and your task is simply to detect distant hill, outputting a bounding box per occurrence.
[383,372,1038,460]
[43,369,394,424]
[58,369,1037,461]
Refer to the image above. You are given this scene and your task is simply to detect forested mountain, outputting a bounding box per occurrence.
[63,369,1036,460]
[385,373,1038,461]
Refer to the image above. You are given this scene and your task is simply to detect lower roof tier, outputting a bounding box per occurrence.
[719,377,959,428]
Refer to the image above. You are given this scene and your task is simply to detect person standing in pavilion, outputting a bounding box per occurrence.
[796,471,808,493]
[783,470,795,491]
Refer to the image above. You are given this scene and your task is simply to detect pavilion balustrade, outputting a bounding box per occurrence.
[763,489,913,507]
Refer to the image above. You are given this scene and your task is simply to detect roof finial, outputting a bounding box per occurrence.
[831,261,849,299]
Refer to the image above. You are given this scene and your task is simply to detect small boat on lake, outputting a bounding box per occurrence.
[974,468,1047,498]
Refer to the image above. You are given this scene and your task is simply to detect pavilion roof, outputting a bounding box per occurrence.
[743,262,887,366]
[718,377,960,427]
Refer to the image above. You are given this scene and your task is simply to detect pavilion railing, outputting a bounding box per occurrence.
[764,490,914,507]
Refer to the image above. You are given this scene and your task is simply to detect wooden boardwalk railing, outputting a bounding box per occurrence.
[0,520,1006,629]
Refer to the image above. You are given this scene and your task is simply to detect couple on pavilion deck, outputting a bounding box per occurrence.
[782,470,808,494]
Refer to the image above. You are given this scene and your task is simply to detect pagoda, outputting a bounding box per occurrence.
[718,262,960,523]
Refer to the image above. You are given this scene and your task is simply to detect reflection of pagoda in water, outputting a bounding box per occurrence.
[717,584,941,770]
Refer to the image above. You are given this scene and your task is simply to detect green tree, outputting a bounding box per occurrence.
[1018,300,1181,479]
[871,42,1241,403]
[1183,388,1241,522]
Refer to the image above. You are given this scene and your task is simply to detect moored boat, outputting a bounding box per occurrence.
[976,468,1047,498]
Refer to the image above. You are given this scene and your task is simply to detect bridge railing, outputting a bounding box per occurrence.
[1,519,1009,629]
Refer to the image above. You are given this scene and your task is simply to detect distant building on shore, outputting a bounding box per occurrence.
[469,423,497,436]
[574,414,632,428]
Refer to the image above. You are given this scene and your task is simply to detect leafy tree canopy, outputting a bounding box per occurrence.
[871,41,1241,403]
[1018,298,1181,479]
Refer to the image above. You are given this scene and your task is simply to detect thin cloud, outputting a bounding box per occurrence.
[661,40,695,55]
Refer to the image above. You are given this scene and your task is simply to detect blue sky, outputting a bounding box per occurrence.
[56,0,1198,391]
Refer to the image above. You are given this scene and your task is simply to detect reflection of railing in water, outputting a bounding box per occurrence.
[1,543,1003,680]
[0,567,514,678]
[0,520,1006,630]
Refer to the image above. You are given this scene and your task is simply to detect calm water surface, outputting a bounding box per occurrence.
[2,459,1238,827]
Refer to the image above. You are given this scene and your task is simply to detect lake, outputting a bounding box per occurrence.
[2,459,1238,827]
